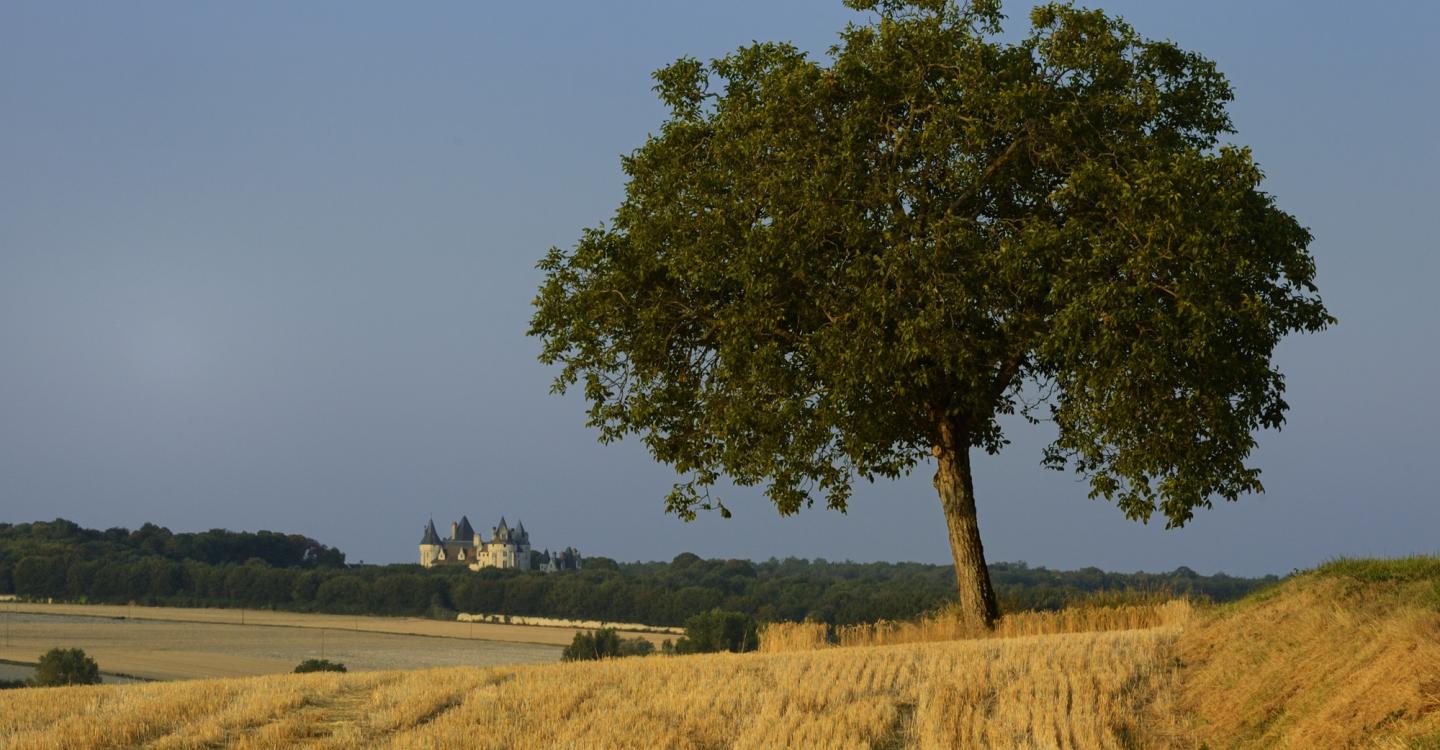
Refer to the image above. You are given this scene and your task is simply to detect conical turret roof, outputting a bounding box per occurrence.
[456,515,476,541]
[420,519,441,545]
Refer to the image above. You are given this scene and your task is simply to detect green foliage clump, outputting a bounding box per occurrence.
[673,610,759,654]
[33,647,101,687]
[293,659,347,673]
[561,628,655,661]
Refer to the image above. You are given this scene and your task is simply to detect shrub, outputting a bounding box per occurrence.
[561,628,655,661]
[33,647,101,686]
[673,610,759,654]
[618,636,655,657]
[293,659,347,673]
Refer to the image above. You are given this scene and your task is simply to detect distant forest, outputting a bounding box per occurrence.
[0,519,1277,627]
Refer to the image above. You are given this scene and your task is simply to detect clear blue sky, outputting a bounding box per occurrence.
[2,1,1435,575]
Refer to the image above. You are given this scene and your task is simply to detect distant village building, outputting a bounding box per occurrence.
[419,515,581,573]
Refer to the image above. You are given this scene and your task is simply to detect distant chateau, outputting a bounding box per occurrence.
[419,515,581,573]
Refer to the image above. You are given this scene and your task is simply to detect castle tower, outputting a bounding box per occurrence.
[515,519,532,570]
[419,519,442,567]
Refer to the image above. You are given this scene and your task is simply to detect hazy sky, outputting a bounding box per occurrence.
[2,1,1436,575]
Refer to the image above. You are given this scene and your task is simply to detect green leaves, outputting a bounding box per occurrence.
[530,1,1329,527]
[1036,143,1330,526]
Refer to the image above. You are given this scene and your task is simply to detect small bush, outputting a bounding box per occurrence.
[673,610,759,654]
[33,647,101,686]
[294,659,347,673]
[562,628,655,661]
[0,678,28,690]
[618,636,655,657]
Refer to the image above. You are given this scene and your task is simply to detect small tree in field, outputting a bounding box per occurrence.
[293,659,347,673]
[531,0,1331,630]
[33,647,101,687]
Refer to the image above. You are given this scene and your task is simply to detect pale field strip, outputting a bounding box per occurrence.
[456,611,685,635]
[3,601,673,646]
[0,609,562,681]
[0,625,1185,749]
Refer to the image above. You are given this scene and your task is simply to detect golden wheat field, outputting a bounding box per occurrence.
[3,567,1435,749]
[0,625,1182,750]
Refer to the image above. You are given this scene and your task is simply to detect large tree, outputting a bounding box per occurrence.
[530,0,1331,629]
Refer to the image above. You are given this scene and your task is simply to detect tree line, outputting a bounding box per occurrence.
[0,519,344,569]
[0,519,1275,627]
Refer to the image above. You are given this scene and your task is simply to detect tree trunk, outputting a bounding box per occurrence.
[933,419,1000,630]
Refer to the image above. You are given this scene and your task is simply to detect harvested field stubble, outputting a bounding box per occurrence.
[0,627,1183,749]
[10,569,1434,748]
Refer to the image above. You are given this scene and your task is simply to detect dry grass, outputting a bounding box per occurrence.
[8,561,1437,748]
[759,599,1193,653]
[0,625,1183,749]
[1177,574,1440,749]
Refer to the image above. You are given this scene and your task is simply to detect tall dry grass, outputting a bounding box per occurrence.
[1178,575,1440,749]
[759,599,1194,653]
[0,627,1185,749]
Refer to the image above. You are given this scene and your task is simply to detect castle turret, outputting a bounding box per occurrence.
[419,519,442,568]
[514,519,532,570]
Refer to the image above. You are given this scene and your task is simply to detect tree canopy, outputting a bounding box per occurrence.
[33,648,101,687]
[532,0,1330,627]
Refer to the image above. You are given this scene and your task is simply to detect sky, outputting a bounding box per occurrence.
[2,1,1435,576]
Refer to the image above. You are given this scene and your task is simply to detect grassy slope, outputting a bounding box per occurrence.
[2,557,1436,749]
[1178,557,1440,749]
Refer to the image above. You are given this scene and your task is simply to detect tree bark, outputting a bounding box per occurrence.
[934,419,1000,630]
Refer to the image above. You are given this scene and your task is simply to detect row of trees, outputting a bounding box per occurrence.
[0,519,344,570]
[0,539,1275,627]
